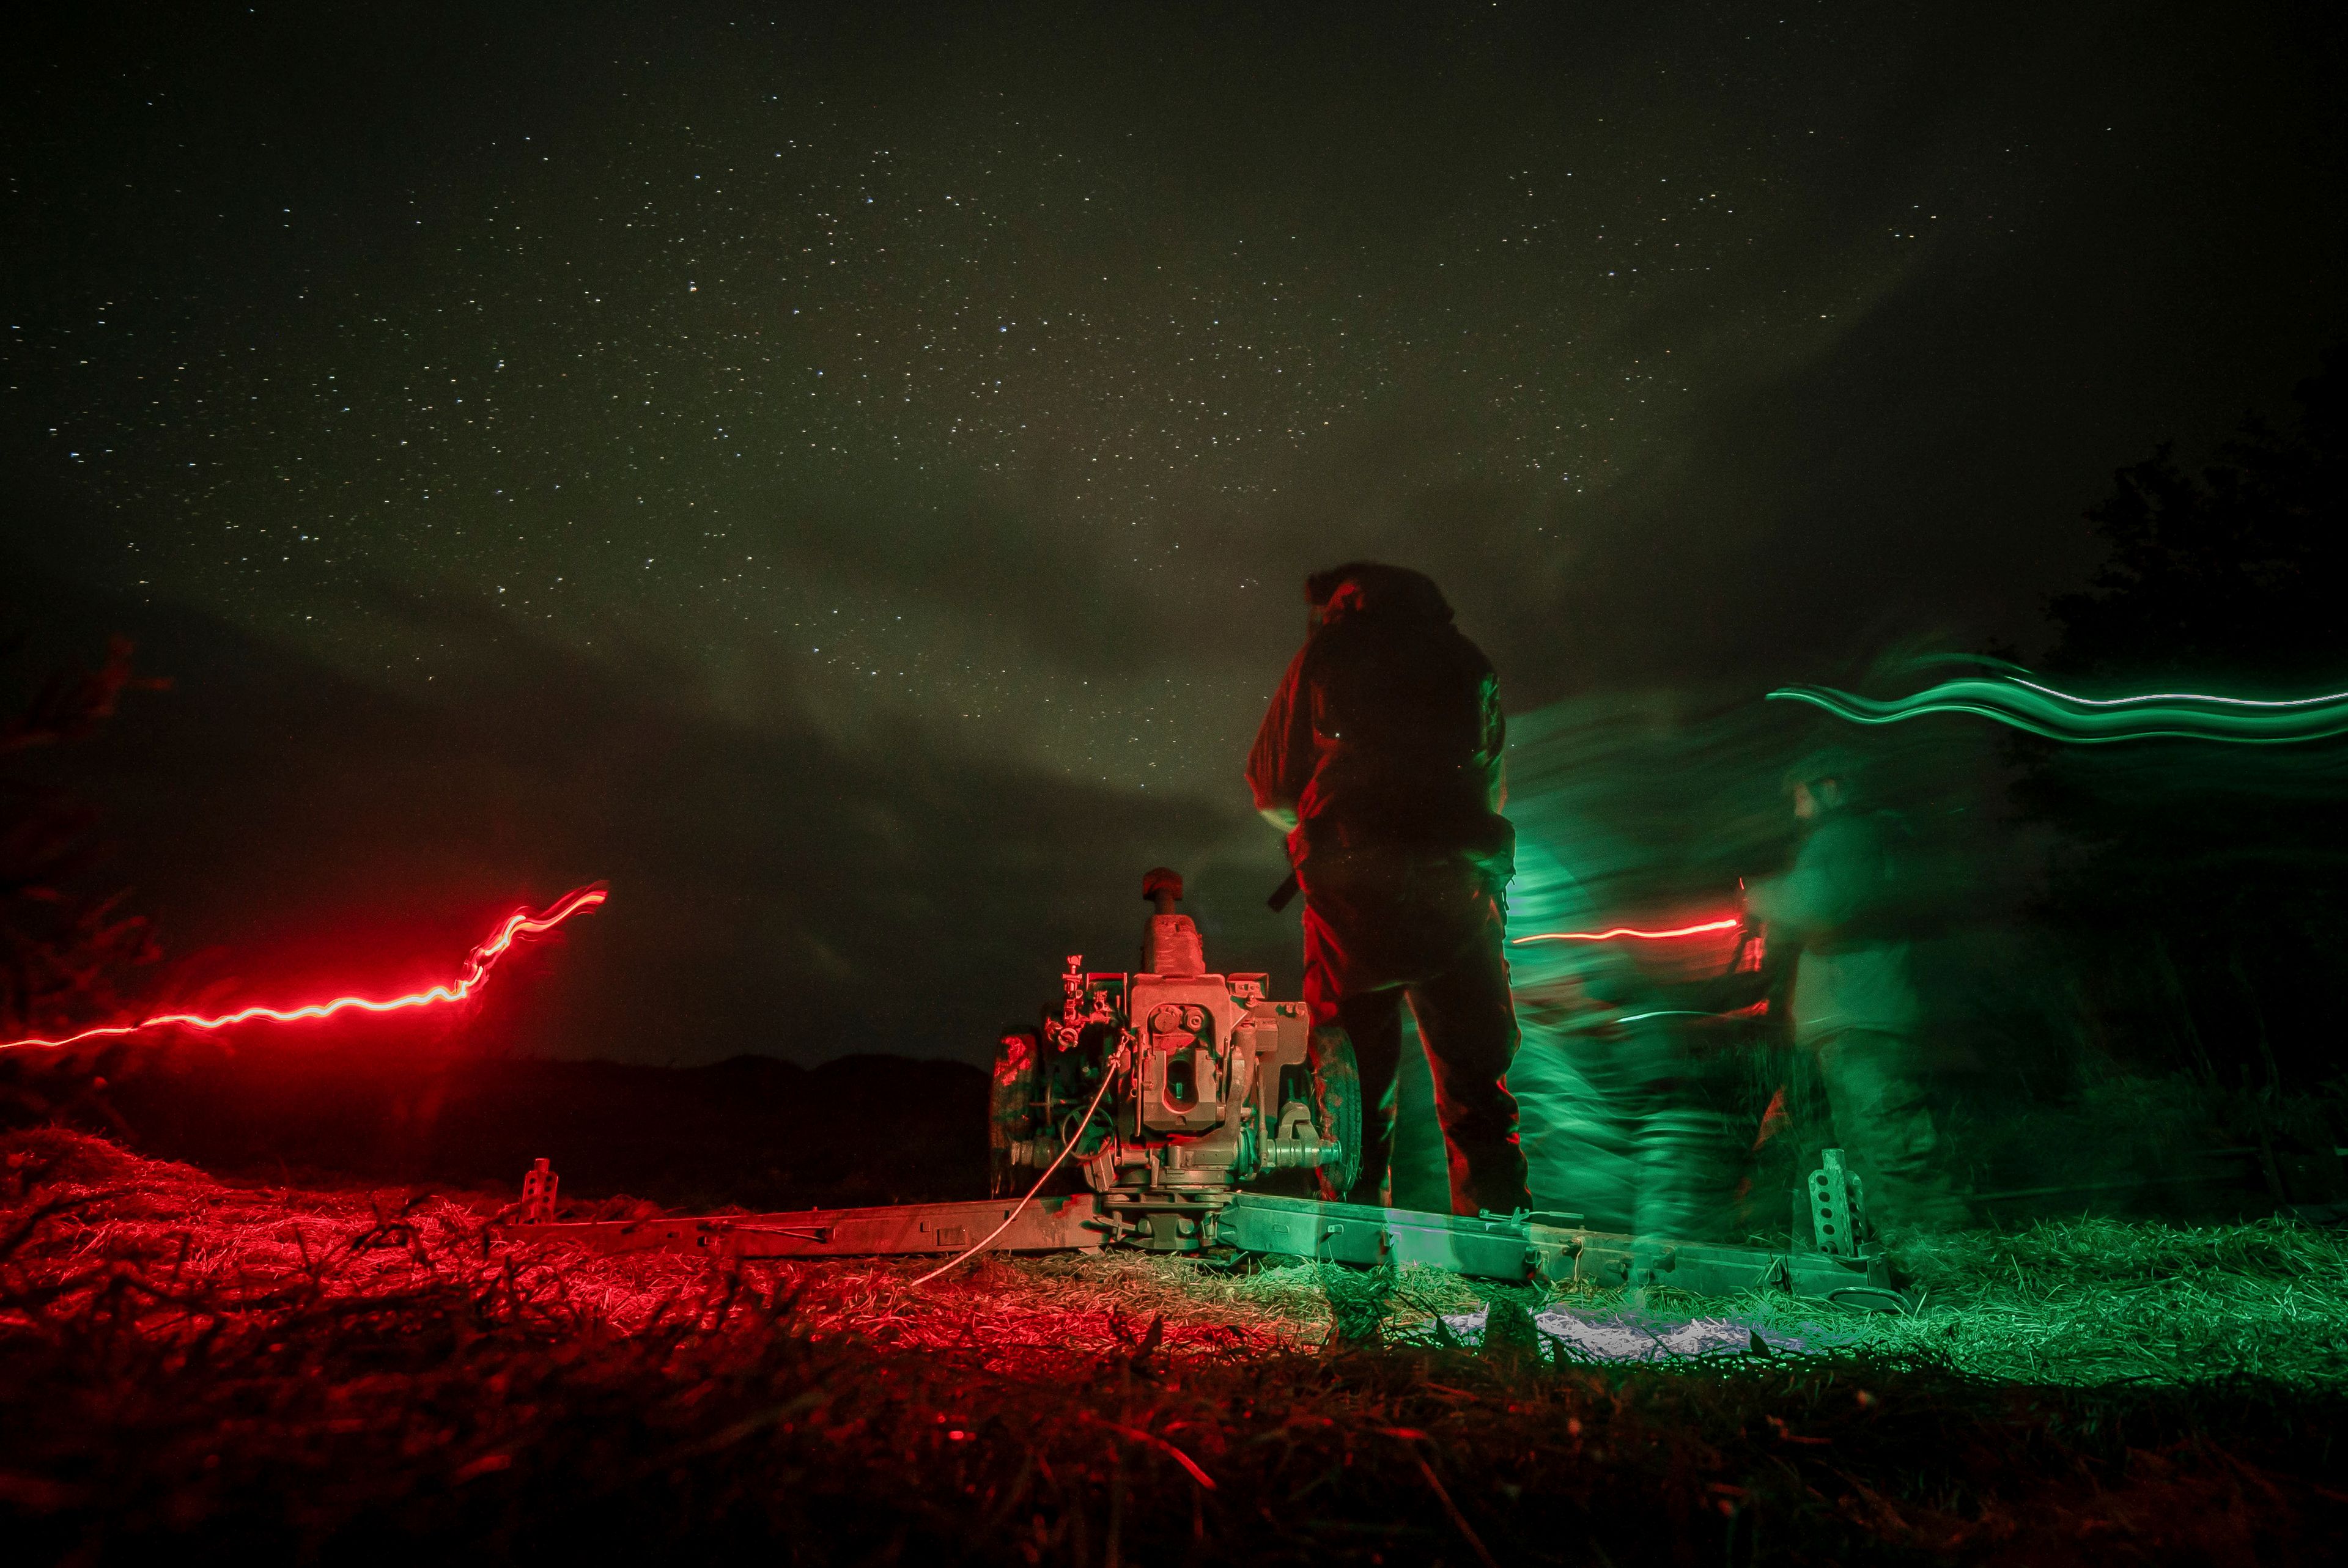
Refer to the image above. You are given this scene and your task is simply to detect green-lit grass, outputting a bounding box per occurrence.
[1787,1218,2348,1386]
[1013,1214,2348,1389]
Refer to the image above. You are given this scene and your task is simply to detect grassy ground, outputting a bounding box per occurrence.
[5,1128,2347,1565]
[1823,1221,2348,1386]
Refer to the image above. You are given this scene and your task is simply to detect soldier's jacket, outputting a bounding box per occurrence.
[1746,809,1921,1042]
[1246,563,1512,880]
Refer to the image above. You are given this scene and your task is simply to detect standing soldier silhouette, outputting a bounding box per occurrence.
[1247,562,1530,1216]
[1744,751,1966,1232]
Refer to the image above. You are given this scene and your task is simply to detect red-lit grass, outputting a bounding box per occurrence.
[3,1128,2344,1565]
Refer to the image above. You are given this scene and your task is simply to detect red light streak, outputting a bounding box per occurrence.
[1510,916,1739,946]
[0,884,607,1053]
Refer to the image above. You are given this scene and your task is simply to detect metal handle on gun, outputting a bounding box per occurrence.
[1722,876,1759,977]
[1266,870,1302,913]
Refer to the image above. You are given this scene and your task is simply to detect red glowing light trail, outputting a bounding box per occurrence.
[0,884,608,1053]
[1510,916,1740,946]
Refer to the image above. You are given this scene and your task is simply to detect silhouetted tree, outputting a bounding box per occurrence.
[2048,347,2347,687]
[2026,349,2348,1092]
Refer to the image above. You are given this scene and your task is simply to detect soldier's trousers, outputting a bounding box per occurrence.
[1299,849,1531,1217]
[1811,1028,1965,1231]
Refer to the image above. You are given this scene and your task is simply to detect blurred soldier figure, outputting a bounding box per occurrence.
[1247,562,1530,1216]
[1744,751,1966,1231]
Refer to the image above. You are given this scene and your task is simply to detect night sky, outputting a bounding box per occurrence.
[2,3,2341,1065]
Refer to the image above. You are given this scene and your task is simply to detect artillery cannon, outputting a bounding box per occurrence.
[506,867,1905,1308]
[987,868,1358,1251]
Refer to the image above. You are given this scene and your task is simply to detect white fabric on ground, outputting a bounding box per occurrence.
[1406,1306,1813,1361]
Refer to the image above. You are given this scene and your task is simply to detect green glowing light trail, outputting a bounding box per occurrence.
[1765,674,2348,744]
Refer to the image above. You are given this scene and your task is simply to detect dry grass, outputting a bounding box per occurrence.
[5,1128,2347,1566]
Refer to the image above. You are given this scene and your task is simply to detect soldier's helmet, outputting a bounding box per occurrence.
[1781,745,1868,801]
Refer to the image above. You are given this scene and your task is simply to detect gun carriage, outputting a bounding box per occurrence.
[509,870,1902,1309]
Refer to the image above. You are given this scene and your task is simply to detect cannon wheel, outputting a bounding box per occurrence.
[987,1027,1042,1198]
[1309,1028,1364,1202]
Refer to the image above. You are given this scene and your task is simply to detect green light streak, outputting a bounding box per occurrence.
[2007,678,2348,710]
[1767,674,2348,745]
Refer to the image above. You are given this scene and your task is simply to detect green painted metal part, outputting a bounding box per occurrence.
[509,1193,1109,1261]
[1210,1193,1900,1304]
[1211,1193,1543,1279]
[507,1171,1907,1309]
[1533,1227,1899,1305]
